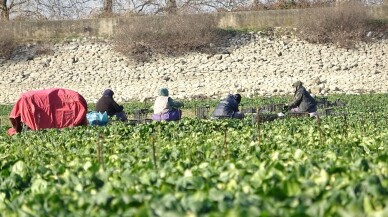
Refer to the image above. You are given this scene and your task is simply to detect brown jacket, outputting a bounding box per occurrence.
[96,96,123,116]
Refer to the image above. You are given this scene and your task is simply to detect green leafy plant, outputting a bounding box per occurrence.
[1,94,388,216]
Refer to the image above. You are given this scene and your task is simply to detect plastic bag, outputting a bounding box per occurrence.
[86,111,108,126]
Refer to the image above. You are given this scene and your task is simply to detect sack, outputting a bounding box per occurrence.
[86,111,108,126]
[152,109,181,121]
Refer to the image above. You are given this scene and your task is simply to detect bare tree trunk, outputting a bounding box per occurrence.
[0,0,9,21]
[167,0,177,14]
[103,0,113,14]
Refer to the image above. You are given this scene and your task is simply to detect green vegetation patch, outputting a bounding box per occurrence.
[0,94,388,216]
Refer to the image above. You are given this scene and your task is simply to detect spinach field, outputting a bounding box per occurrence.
[1,94,388,217]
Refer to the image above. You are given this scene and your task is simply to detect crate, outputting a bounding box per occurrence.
[195,106,210,119]
[129,108,152,124]
[260,104,285,113]
[251,113,279,124]
[241,107,257,114]
[286,112,310,118]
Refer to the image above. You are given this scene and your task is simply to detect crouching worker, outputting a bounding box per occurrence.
[211,94,244,119]
[285,81,318,117]
[152,88,184,121]
[96,89,128,121]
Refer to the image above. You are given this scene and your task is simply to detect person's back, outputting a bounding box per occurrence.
[288,81,317,113]
[212,94,243,119]
[297,86,317,112]
[153,96,173,115]
[96,96,121,116]
[95,89,127,121]
[152,88,183,121]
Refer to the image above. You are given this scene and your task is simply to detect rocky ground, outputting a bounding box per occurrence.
[0,32,387,104]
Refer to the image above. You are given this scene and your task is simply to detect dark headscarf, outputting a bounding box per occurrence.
[234,94,242,104]
[103,89,114,98]
[292,81,303,88]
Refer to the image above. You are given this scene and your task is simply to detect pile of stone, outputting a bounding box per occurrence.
[0,32,387,104]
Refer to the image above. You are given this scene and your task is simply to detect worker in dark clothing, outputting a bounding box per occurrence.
[96,89,127,121]
[211,94,244,119]
[286,81,318,114]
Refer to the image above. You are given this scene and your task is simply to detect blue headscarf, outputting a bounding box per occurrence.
[159,88,169,96]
